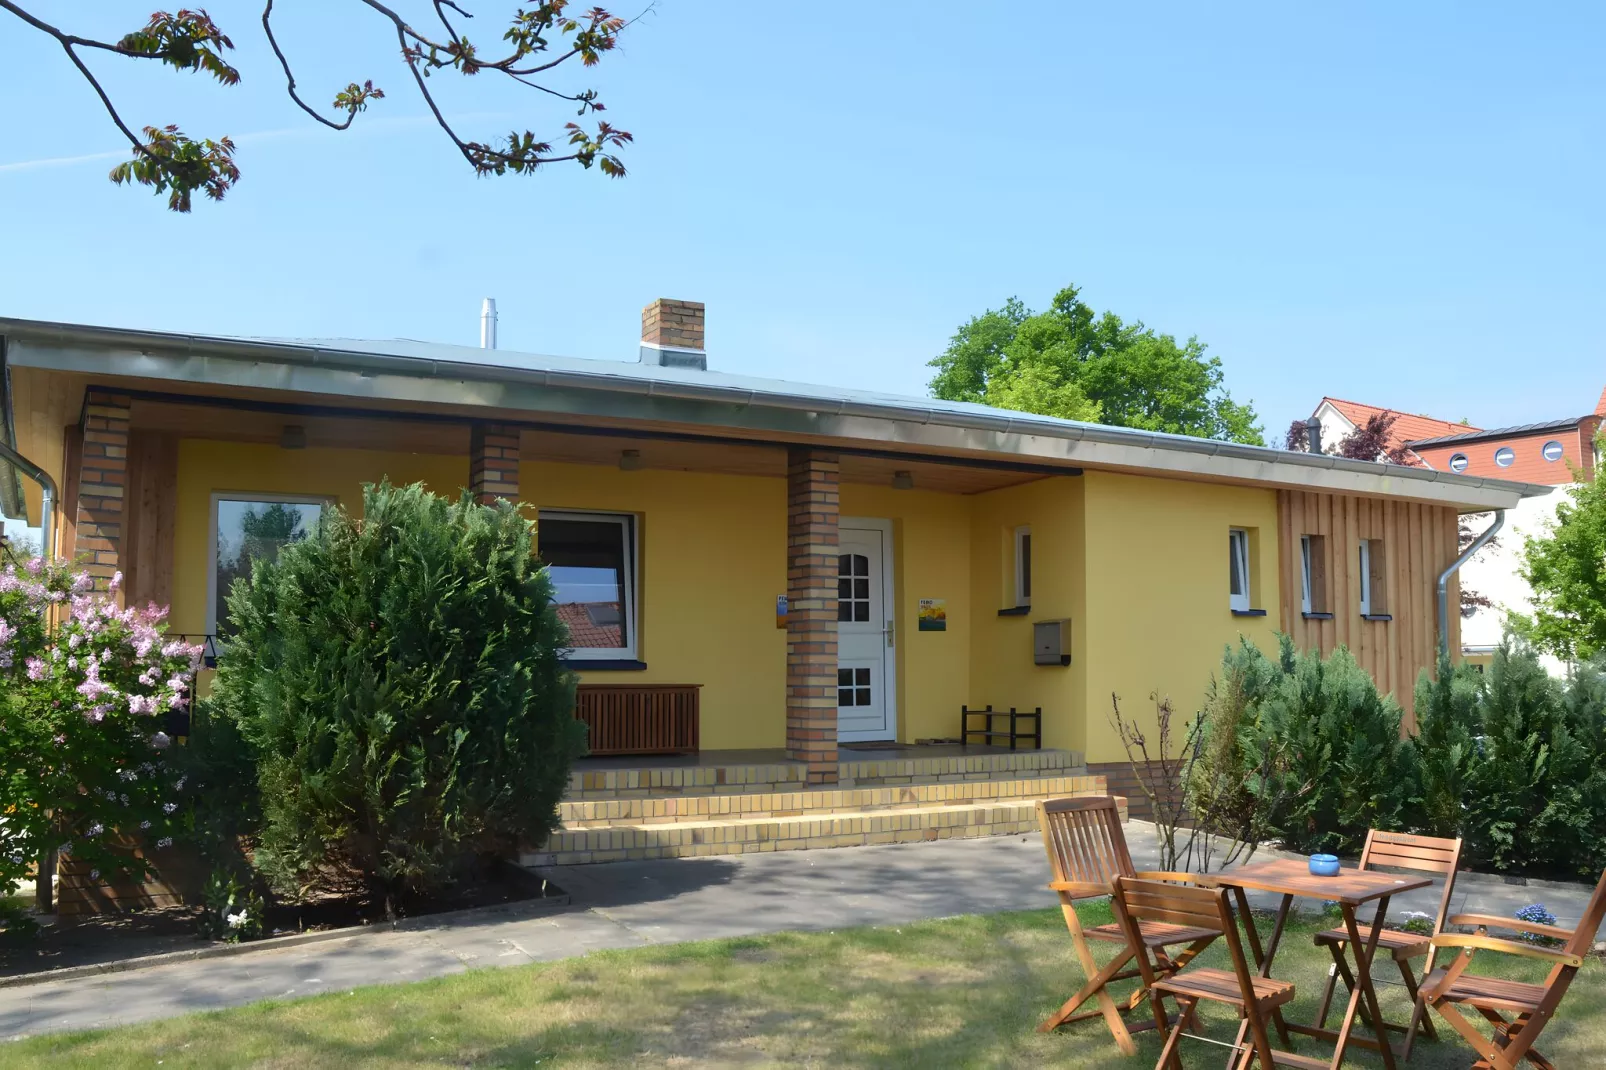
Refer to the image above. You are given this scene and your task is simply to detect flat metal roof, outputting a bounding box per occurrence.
[0,316,1554,512]
[1406,417,1587,449]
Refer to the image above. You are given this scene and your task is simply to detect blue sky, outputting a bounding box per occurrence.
[2,1,1604,441]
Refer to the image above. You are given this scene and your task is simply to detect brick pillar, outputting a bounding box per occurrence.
[786,448,840,784]
[76,391,131,591]
[469,422,521,504]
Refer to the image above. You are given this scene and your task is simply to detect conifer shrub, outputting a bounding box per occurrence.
[212,481,583,916]
[1246,638,1420,856]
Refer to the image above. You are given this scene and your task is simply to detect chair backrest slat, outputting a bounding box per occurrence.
[1116,879,1223,932]
[1037,796,1134,895]
[1565,868,1606,959]
[1356,829,1464,957]
[1359,830,1460,876]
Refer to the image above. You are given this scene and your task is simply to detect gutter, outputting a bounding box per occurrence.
[0,318,1555,506]
[1438,510,1504,660]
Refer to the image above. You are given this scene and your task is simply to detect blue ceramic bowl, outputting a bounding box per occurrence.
[1309,854,1341,877]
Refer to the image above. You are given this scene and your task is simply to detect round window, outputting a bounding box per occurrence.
[1448,453,1469,473]
[1495,447,1516,468]
[1542,440,1564,462]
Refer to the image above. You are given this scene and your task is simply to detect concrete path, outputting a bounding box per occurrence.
[1,824,1599,1040]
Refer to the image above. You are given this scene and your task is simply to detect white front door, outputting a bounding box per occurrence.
[837,519,896,742]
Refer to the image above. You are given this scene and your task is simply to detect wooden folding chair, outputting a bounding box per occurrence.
[1114,876,1296,1070]
[1311,829,1464,1057]
[1417,866,1606,1070]
[1036,796,1221,1055]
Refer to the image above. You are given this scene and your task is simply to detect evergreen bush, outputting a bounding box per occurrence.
[1246,638,1419,855]
[212,481,584,916]
[1462,642,1599,875]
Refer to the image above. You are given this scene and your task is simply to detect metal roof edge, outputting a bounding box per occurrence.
[0,317,1555,508]
[1405,417,1591,449]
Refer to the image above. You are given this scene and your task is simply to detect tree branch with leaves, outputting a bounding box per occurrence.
[0,1,639,212]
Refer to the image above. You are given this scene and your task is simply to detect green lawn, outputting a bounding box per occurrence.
[5,904,1604,1068]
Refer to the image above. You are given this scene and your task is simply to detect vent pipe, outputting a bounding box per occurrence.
[480,298,498,350]
[1304,416,1323,454]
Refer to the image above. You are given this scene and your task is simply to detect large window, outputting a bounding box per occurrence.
[1228,528,1251,613]
[539,511,637,661]
[209,494,327,635]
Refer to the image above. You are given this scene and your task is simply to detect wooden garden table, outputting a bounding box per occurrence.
[1205,859,1432,1069]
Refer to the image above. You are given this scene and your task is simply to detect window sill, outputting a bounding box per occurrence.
[1361,614,1393,622]
[563,659,648,671]
[996,606,1031,617]
[1302,611,1335,620]
[1230,608,1268,617]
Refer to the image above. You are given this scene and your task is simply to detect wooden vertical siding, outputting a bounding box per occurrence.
[122,431,179,610]
[1276,490,1461,730]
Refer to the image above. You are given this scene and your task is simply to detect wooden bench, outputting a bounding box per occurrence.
[575,683,701,755]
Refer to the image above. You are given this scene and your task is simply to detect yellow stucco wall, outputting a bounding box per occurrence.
[523,460,787,751]
[166,439,1282,762]
[1078,470,1280,763]
[966,477,1088,753]
[171,440,468,635]
[172,440,791,751]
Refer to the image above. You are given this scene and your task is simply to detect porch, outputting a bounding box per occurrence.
[35,375,1090,787]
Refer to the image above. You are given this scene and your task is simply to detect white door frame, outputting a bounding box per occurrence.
[838,517,897,742]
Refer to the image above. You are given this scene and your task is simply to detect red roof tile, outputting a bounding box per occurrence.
[1319,397,1480,461]
[555,601,623,649]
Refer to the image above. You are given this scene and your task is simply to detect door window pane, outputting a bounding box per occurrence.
[213,498,323,636]
[838,553,871,622]
[539,515,634,655]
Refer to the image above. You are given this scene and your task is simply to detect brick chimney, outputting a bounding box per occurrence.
[640,298,707,370]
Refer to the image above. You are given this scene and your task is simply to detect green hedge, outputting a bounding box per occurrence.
[1205,637,1606,879]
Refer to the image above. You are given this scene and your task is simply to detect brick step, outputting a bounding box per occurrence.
[560,773,1100,827]
[565,748,1086,800]
[837,748,1084,788]
[523,793,1128,867]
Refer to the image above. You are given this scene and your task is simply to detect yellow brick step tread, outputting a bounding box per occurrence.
[522,795,1128,867]
[560,774,1103,828]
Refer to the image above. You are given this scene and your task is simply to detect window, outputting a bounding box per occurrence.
[1299,534,1329,615]
[1494,446,1516,468]
[1358,538,1388,618]
[838,667,872,706]
[539,511,637,660]
[1014,525,1032,608]
[1228,528,1251,613]
[1542,440,1565,463]
[209,494,327,636]
[838,553,871,622]
[1447,452,1469,473]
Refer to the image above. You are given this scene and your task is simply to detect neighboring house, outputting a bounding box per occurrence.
[1303,390,1606,672]
[1405,395,1604,672]
[0,305,1546,792]
[1310,397,1477,466]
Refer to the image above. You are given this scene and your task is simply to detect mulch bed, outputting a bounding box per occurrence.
[0,861,563,979]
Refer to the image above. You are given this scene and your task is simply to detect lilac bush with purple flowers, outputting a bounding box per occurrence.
[0,558,203,898]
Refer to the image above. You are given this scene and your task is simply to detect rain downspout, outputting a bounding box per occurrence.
[0,440,56,562]
[1438,509,1504,660]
